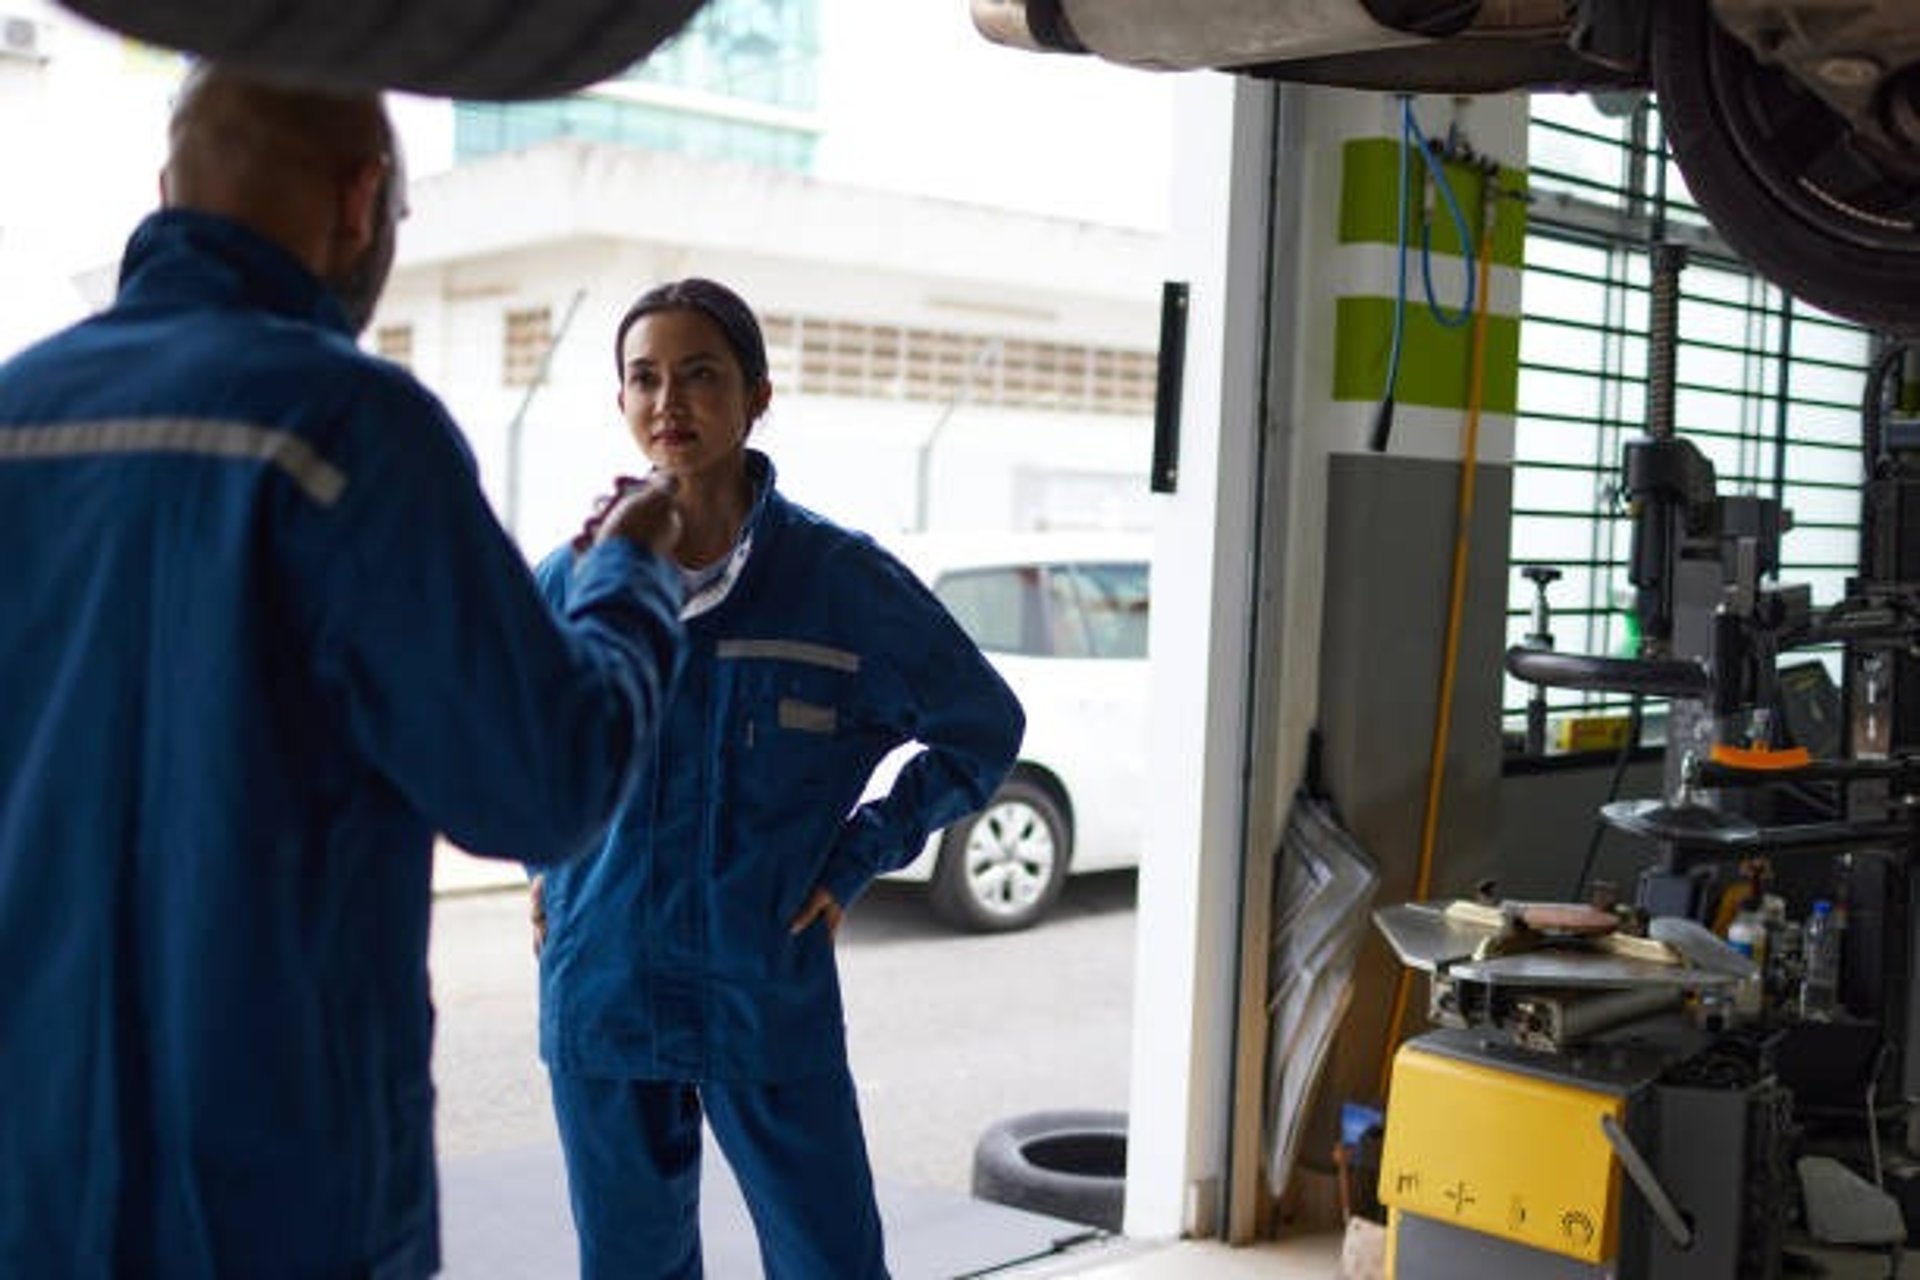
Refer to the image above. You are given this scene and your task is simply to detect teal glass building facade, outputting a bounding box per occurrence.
[454,0,822,171]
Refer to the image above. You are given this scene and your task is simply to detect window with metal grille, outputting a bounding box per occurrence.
[503,306,554,388]
[1505,94,1880,750]
[760,312,1155,416]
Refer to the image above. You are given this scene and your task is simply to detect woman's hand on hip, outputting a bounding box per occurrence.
[788,886,843,938]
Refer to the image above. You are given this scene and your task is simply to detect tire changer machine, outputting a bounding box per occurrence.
[1372,324,1920,1278]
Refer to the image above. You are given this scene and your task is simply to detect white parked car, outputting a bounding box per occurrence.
[870,531,1151,932]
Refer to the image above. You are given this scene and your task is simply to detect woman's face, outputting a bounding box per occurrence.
[617,307,770,483]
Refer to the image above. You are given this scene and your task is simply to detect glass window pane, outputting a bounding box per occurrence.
[1057,562,1151,660]
[936,568,1043,656]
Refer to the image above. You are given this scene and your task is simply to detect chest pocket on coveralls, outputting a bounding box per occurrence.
[715,638,862,807]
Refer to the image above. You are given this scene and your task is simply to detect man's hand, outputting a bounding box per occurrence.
[572,474,681,557]
[530,875,547,957]
[788,886,844,938]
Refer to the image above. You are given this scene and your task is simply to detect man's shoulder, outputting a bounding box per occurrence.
[332,342,448,421]
[0,304,433,427]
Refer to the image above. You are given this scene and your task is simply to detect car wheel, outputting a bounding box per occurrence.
[1650,0,1920,333]
[971,1109,1127,1233]
[55,0,705,100]
[928,777,1069,932]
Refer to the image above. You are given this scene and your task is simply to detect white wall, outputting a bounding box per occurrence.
[1123,68,1261,1240]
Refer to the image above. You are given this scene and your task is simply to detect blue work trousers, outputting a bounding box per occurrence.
[549,1068,890,1280]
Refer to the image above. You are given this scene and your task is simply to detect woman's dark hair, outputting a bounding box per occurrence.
[613,277,768,386]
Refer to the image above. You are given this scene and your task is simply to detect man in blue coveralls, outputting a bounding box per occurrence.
[0,64,686,1277]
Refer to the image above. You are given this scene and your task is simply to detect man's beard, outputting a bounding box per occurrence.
[329,222,394,337]
[329,175,398,337]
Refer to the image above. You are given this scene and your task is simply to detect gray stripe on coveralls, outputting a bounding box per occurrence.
[0,417,349,507]
[715,639,862,673]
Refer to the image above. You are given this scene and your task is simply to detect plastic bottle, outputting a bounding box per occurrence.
[1727,904,1768,965]
[1800,899,1842,1021]
[1727,904,1769,1018]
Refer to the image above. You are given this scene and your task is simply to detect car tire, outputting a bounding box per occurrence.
[971,1109,1127,1234]
[928,777,1069,933]
[1649,0,1920,333]
[56,0,705,100]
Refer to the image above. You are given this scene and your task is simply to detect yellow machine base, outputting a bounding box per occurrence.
[1378,1039,1627,1265]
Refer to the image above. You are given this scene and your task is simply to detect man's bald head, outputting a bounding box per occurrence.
[161,64,403,333]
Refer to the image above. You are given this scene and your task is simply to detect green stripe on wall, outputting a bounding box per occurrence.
[1333,296,1520,414]
[1339,136,1527,267]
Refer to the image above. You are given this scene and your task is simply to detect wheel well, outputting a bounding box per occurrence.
[1007,761,1073,851]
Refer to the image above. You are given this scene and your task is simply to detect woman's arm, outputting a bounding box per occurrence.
[814,551,1025,909]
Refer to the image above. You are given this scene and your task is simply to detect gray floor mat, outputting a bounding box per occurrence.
[439,1139,1112,1279]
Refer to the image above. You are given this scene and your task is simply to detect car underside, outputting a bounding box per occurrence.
[969,0,1920,334]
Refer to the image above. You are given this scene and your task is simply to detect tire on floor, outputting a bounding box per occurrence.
[971,1109,1127,1233]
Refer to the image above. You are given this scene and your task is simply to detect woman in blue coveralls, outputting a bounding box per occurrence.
[529,277,1025,1279]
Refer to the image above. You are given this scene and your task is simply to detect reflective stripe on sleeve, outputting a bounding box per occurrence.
[0,417,348,506]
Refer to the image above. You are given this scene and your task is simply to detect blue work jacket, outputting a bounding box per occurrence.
[0,211,683,1278]
[535,455,1025,1081]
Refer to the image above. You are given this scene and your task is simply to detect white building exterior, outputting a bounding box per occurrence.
[0,1,1175,566]
[379,138,1170,560]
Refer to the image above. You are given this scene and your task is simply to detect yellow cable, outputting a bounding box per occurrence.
[1376,173,1501,1103]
